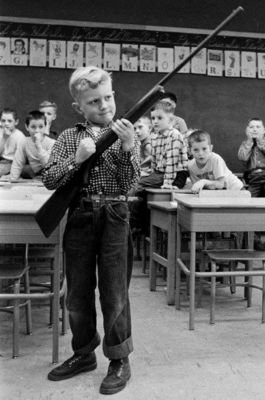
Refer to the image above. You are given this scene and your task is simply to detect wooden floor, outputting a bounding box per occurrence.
[1,258,265,400]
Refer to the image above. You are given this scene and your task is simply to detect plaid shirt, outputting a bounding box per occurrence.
[150,127,188,185]
[42,121,140,195]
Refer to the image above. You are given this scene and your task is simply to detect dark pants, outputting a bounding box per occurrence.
[64,198,134,359]
[248,171,265,198]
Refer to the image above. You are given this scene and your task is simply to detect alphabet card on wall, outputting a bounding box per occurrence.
[191,48,206,74]
[174,46,190,73]
[207,49,223,76]
[49,40,66,68]
[85,42,102,67]
[103,43,120,71]
[67,41,84,69]
[241,52,256,78]
[30,38,47,67]
[157,47,174,72]
[139,45,156,72]
[224,50,240,77]
[11,38,28,66]
[0,37,10,65]
[121,44,138,71]
[257,53,265,79]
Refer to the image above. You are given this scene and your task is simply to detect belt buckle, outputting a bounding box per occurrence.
[91,194,101,202]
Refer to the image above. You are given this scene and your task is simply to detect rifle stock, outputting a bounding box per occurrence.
[35,6,244,238]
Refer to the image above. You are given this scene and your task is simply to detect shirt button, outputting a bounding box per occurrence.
[94,167,99,172]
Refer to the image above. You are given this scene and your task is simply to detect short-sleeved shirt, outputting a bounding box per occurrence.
[188,152,243,190]
[0,128,25,161]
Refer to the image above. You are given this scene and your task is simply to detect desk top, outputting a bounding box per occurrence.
[0,178,44,187]
[145,188,193,194]
[0,192,51,214]
[148,201,178,211]
[175,195,265,209]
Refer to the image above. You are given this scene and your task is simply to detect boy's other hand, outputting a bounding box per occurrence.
[75,137,96,164]
[112,118,134,151]
[191,180,206,193]
[2,127,12,137]
[246,127,253,141]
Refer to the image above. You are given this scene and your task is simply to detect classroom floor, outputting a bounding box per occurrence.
[1,255,265,400]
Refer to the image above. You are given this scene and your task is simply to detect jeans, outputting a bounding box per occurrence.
[248,171,265,198]
[64,197,134,359]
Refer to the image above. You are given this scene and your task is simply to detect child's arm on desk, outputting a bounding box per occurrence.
[191,177,225,193]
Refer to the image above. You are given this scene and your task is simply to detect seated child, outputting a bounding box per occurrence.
[137,101,188,192]
[134,115,152,177]
[131,101,188,235]
[238,117,265,197]
[0,108,24,177]
[188,129,243,193]
[160,91,188,136]
[8,110,55,181]
[39,100,58,140]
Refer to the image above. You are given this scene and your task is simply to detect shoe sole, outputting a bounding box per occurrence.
[47,361,97,381]
[99,371,131,395]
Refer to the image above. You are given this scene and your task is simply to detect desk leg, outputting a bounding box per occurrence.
[167,217,176,305]
[149,211,157,292]
[189,231,196,330]
[175,222,181,309]
[245,232,254,306]
[52,243,60,364]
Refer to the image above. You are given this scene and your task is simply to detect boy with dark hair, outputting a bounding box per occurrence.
[42,66,140,395]
[238,117,265,197]
[188,129,243,193]
[134,115,152,177]
[7,110,55,181]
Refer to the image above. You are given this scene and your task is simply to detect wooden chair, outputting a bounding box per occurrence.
[205,250,265,324]
[0,246,32,358]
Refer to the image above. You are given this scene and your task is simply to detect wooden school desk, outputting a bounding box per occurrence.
[145,187,192,206]
[0,188,65,363]
[175,196,265,330]
[148,201,178,305]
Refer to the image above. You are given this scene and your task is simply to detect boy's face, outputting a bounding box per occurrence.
[25,118,46,140]
[39,106,56,126]
[151,109,173,133]
[134,119,150,141]
[73,80,116,127]
[0,113,18,134]
[248,120,264,140]
[190,139,213,167]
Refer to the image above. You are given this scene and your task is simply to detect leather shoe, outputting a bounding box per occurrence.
[100,359,131,395]
[48,352,97,381]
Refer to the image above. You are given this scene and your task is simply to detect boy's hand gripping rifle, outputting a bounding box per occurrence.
[35,6,243,237]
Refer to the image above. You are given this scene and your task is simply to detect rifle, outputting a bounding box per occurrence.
[35,6,243,238]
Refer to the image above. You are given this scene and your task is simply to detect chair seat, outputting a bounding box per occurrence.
[206,250,265,261]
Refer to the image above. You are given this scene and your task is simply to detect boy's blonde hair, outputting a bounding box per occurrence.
[69,66,112,100]
[137,115,151,125]
[151,101,175,114]
[39,100,57,112]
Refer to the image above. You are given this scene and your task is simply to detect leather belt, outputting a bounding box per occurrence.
[85,193,127,202]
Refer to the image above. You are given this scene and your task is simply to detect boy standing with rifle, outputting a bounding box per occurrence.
[42,66,140,395]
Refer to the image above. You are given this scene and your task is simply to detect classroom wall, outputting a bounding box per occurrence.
[1,0,265,172]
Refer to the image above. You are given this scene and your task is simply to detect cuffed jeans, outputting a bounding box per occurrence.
[64,197,134,359]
